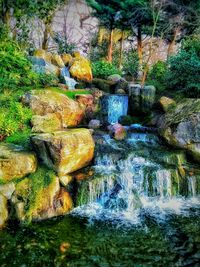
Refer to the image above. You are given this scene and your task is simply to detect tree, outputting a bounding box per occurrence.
[117,0,153,67]
[157,0,200,57]
[86,0,123,63]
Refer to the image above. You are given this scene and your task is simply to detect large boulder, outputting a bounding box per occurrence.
[34,49,52,63]
[0,194,8,228]
[31,113,62,133]
[51,54,65,68]
[0,143,37,183]
[154,99,200,162]
[61,53,73,66]
[22,90,84,128]
[11,171,73,222]
[31,129,95,175]
[69,53,93,82]
[128,83,156,114]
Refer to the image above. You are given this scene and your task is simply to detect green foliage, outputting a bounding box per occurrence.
[0,39,58,91]
[0,90,33,146]
[123,50,139,79]
[53,33,77,54]
[25,166,57,223]
[166,38,200,97]
[92,60,122,79]
[148,61,168,92]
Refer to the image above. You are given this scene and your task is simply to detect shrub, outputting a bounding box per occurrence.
[92,60,122,79]
[0,39,57,91]
[148,61,168,92]
[166,49,200,97]
[0,91,33,146]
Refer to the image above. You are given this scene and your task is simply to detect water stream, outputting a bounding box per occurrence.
[0,128,200,266]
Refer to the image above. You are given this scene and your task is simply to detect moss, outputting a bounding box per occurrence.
[47,87,91,99]
[14,166,57,223]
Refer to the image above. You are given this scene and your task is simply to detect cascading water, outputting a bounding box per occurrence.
[73,128,200,225]
[100,95,128,124]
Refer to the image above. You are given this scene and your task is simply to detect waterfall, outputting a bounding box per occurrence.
[100,95,128,124]
[73,127,200,224]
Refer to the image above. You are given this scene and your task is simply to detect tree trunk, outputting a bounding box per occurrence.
[42,20,52,50]
[119,31,124,69]
[107,28,114,63]
[167,28,179,58]
[137,25,143,67]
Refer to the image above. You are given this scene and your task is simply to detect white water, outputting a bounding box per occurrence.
[72,131,200,226]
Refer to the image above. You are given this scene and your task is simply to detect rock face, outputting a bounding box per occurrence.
[128,83,156,114]
[0,194,8,228]
[31,113,62,133]
[69,54,93,82]
[31,129,95,175]
[22,90,84,128]
[0,143,37,183]
[154,99,200,162]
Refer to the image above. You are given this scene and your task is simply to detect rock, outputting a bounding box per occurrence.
[155,99,200,163]
[0,182,15,199]
[59,175,73,187]
[29,56,46,74]
[88,119,101,129]
[75,94,96,120]
[128,83,156,114]
[158,96,176,113]
[116,89,126,95]
[31,129,95,175]
[62,53,73,66]
[0,143,37,183]
[53,188,73,217]
[0,194,8,229]
[22,90,84,128]
[69,54,93,82]
[11,170,73,222]
[31,113,62,133]
[92,78,115,93]
[76,94,94,107]
[108,123,127,140]
[51,54,65,68]
[108,74,122,82]
[34,49,52,63]
[45,62,60,76]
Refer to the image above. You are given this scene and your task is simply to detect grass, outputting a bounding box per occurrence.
[48,87,91,99]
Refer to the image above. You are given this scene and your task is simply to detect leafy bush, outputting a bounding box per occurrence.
[123,50,139,79]
[148,61,168,92]
[92,60,122,79]
[0,39,57,91]
[0,91,33,146]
